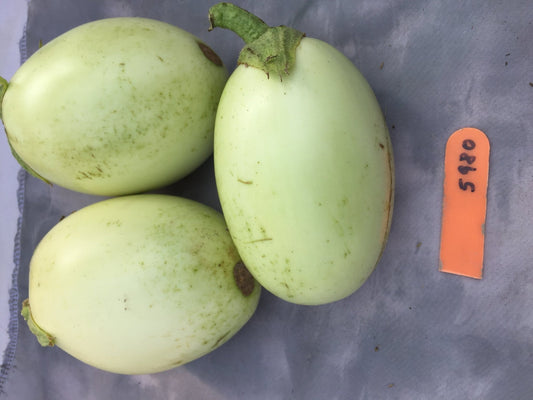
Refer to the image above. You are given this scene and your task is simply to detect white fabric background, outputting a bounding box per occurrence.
[0,0,28,365]
[1,1,533,399]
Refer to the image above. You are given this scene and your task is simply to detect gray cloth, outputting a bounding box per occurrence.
[2,0,533,399]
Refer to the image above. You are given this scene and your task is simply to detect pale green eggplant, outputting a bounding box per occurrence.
[210,3,394,305]
[1,18,227,195]
[23,194,260,374]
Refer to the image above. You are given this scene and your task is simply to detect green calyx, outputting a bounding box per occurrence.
[208,2,305,79]
[21,299,55,347]
[0,76,8,120]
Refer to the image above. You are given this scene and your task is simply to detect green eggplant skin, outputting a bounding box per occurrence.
[25,194,260,374]
[1,18,227,195]
[214,37,394,305]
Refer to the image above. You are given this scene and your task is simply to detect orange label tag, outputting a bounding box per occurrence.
[439,127,490,279]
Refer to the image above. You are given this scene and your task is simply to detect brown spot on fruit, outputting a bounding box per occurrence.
[197,42,223,66]
[376,137,394,262]
[233,262,255,296]
[211,330,231,349]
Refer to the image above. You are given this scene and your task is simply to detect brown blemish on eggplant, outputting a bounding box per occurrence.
[233,261,255,296]
[376,137,395,262]
[197,42,223,66]
[211,330,231,349]
[247,237,272,244]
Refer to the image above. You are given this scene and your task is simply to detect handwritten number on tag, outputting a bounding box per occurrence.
[458,140,476,192]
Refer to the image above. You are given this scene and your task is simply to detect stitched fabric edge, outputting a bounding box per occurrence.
[0,23,28,394]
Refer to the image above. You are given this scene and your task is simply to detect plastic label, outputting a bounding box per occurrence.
[439,127,490,278]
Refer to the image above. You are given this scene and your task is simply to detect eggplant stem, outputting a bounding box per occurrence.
[208,2,269,44]
[208,2,305,79]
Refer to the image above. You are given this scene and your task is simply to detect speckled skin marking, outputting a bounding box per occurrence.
[26,194,260,374]
[2,18,228,195]
[215,38,394,305]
